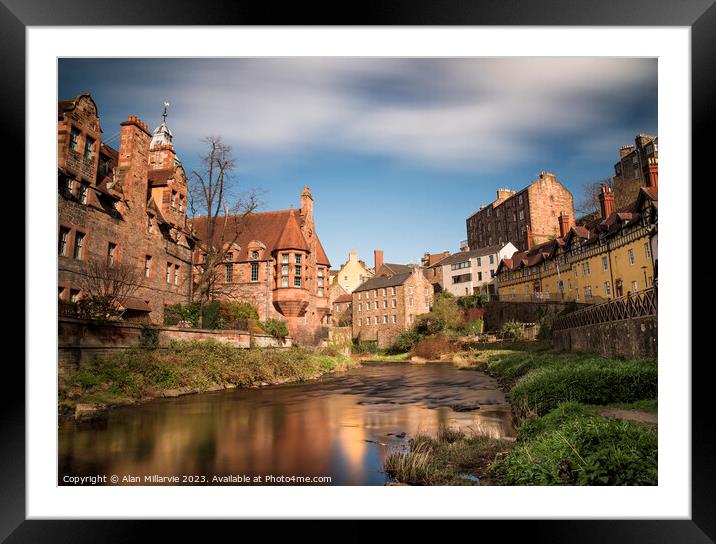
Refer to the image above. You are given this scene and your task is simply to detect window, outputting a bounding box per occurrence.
[519,210,525,221]
[251,262,259,282]
[628,249,635,265]
[144,256,152,278]
[107,243,116,266]
[602,256,609,271]
[408,287,413,295]
[518,195,523,205]
[294,273,301,288]
[477,271,483,281]
[604,281,611,296]
[631,280,638,292]
[383,315,387,324]
[318,288,324,297]
[178,196,184,212]
[392,315,397,324]
[391,299,397,308]
[225,252,233,262]
[409,314,414,324]
[374,316,378,325]
[73,232,85,260]
[451,261,470,271]
[382,300,387,309]
[171,191,177,209]
[391,287,396,296]
[225,264,233,282]
[477,257,481,266]
[174,265,179,286]
[317,268,324,288]
[282,264,289,277]
[84,137,95,161]
[59,227,70,256]
[358,292,362,300]
[70,127,80,151]
[424,298,429,309]
[489,255,494,264]
[582,262,590,276]
[80,183,89,204]
[366,302,371,311]
[409,297,413,307]
[166,263,172,284]
[282,254,289,264]
[147,214,153,233]
[585,285,592,298]
[645,242,651,259]
[382,288,386,297]
[281,277,289,288]
[65,178,74,196]
[452,274,471,284]
[58,287,66,300]
[358,303,362,313]
[294,253,302,265]
[281,262,289,287]
[70,289,80,303]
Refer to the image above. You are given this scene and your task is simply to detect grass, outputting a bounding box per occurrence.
[384,428,511,485]
[61,339,356,409]
[494,402,658,485]
[360,352,412,363]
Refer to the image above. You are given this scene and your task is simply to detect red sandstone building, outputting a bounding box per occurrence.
[191,186,332,340]
[466,171,575,253]
[58,94,331,340]
[58,94,195,322]
[612,134,658,209]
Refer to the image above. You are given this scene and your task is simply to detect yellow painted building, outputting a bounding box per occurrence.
[496,186,657,303]
[332,249,374,294]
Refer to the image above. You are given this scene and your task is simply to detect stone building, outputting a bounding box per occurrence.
[331,249,373,294]
[495,179,657,303]
[612,134,658,209]
[331,293,353,326]
[429,242,518,297]
[190,186,331,341]
[58,94,195,322]
[352,266,434,348]
[466,172,575,253]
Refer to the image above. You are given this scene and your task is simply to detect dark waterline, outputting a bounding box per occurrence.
[59,362,514,486]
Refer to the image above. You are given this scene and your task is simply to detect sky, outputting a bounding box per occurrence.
[58,58,657,268]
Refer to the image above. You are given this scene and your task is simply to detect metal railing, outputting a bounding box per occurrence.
[493,292,609,304]
[552,287,657,331]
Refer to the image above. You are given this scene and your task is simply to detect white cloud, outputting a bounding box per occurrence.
[129,58,656,172]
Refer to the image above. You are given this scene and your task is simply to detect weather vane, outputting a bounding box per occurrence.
[162,100,170,123]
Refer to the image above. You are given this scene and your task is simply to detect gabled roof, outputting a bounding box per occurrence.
[190,208,329,266]
[378,263,412,276]
[429,244,509,268]
[353,271,414,293]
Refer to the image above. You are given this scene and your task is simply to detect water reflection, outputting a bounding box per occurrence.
[59,362,514,485]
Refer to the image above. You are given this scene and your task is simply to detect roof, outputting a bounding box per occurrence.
[353,271,414,293]
[119,297,152,312]
[334,294,353,304]
[190,209,330,265]
[429,244,507,268]
[378,263,412,276]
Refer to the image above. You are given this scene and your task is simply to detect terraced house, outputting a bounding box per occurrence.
[352,266,434,348]
[495,182,657,303]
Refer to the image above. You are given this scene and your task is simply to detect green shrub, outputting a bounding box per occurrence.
[511,359,658,415]
[219,301,259,330]
[75,295,121,321]
[428,292,465,330]
[388,328,420,354]
[139,324,160,348]
[494,404,658,485]
[259,319,289,339]
[352,340,380,354]
[163,302,201,327]
[457,294,487,309]
[501,320,526,340]
[415,314,446,336]
[461,319,484,335]
[201,301,222,329]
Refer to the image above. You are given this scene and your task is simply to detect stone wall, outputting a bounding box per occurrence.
[482,300,587,332]
[551,315,657,359]
[58,317,291,380]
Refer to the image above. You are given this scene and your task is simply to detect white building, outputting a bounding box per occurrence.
[429,242,518,297]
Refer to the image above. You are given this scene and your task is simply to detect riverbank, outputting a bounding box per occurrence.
[384,346,658,486]
[60,339,357,420]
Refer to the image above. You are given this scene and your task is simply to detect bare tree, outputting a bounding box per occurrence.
[188,136,261,302]
[77,259,142,320]
[575,176,613,217]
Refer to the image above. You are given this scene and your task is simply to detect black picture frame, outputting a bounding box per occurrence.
[6,0,709,540]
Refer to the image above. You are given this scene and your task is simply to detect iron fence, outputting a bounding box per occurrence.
[552,287,657,331]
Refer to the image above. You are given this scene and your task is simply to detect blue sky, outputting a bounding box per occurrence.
[59,58,657,268]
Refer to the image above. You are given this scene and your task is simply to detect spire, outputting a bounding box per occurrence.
[150,100,174,150]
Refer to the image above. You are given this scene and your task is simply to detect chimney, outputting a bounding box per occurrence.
[558,211,570,238]
[598,185,615,219]
[374,249,384,272]
[646,157,658,188]
[300,185,314,226]
[525,226,532,250]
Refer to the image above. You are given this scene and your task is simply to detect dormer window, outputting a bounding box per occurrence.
[251,251,259,260]
[226,252,233,262]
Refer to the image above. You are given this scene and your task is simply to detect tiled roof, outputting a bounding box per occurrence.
[353,271,414,293]
[379,263,412,276]
[334,294,353,304]
[190,209,330,266]
[429,244,506,268]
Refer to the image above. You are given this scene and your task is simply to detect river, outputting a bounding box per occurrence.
[59,362,514,486]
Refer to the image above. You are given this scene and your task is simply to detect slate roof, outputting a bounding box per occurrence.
[353,271,414,293]
[429,244,507,268]
[334,294,353,304]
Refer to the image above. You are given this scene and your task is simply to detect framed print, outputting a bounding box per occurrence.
[5,0,712,540]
